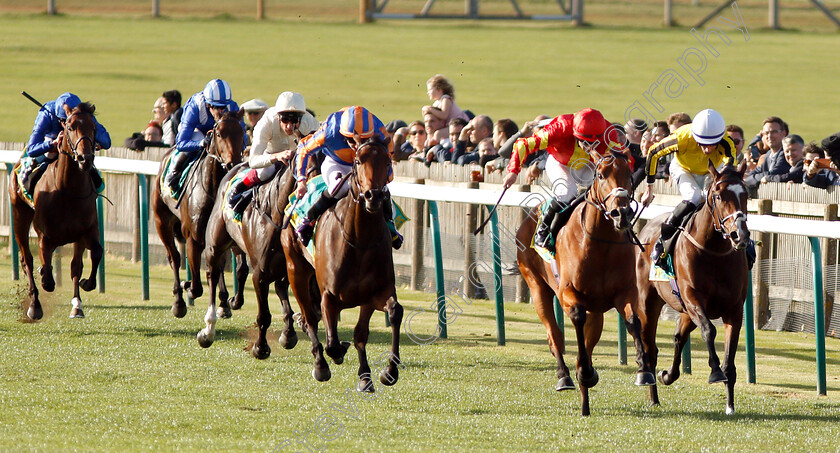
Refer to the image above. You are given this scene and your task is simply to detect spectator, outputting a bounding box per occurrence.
[427,117,468,165]
[386,119,410,161]
[640,121,670,181]
[625,118,647,166]
[476,137,499,168]
[421,74,470,127]
[820,132,840,169]
[403,121,428,162]
[484,118,519,172]
[241,98,269,142]
[124,120,166,151]
[667,112,691,133]
[803,143,839,189]
[161,89,182,147]
[424,111,448,147]
[495,115,551,183]
[763,134,804,185]
[452,114,492,165]
[744,116,789,190]
[725,124,751,169]
[152,97,167,125]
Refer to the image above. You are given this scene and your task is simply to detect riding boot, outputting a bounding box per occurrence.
[653,200,696,268]
[549,192,586,239]
[534,200,562,249]
[295,191,338,246]
[90,166,104,192]
[22,154,55,193]
[228,169,259,212]
[165,151,191,194]
[382,192,403,250]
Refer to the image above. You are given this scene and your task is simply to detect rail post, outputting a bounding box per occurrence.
[138,175,150,300]
[745,271,756,384]
[554,296,564,354]
[808,236,827,395]
[428,200,446,338]
[7,163,19,280]
[97,196,105,292]
[618,315,627,365]
[489,206,505,346]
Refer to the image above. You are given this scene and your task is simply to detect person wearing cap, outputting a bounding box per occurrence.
[226,92,318,211]
[293,105,402,249]
[641,108,736,268]
[165,79,245,195]
[502,108,624,250]
[240,98,269,142]
[22,92,111,184]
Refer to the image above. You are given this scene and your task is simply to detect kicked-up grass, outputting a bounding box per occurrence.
[0,246,839,452]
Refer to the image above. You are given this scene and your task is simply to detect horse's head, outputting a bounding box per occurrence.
[207,110,245,171]
[589,151,634,231]
[351,136,391,213]
[60,103,97,172]
[706,159,750,250]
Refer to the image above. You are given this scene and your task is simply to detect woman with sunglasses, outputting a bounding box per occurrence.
[227,91,318,211]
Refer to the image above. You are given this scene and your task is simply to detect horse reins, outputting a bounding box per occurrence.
[677,178,749,256]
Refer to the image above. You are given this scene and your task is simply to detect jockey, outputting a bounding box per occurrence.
[227,91,319,211]
[641,108,736,268]
[293,105,402,249]
[165,79,245,194]
[23,92,111,183]
[502,108,624,250]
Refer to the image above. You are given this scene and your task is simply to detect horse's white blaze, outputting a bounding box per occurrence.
[725,184,746,200]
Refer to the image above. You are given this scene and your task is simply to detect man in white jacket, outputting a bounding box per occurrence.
[227,91,318,210]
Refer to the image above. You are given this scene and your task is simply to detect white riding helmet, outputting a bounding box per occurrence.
[275,91,306,113]
[203,79,232,107]
[691,109,726,145]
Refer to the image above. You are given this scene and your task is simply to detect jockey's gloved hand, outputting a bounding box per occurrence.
[200,131,213,150]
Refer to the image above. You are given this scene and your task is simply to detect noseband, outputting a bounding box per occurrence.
[586,154,633,221]
[706,180,748,241]
[60,112,95,163]
[349,142,388,206]
[205,116,241,169]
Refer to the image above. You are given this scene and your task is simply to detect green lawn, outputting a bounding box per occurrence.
[0,247,839,452]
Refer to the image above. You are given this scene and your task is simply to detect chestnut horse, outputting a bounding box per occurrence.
[282,136,403,391]
[9,102,103,319]
[199,162,300,358]
[516,151,655,416]
[151,110,244,317]
[636,161,749,415]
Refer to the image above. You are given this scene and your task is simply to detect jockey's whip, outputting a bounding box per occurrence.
[473,186,508,235]
[21,91,45,109]
[280,196,301,230]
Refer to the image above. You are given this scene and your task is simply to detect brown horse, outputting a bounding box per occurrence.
[9,102,103,319]
[282,136,403,391]
[151,110,244,318]
[199,162,300,358]
[636,160,749,415]
[516,151,655,416]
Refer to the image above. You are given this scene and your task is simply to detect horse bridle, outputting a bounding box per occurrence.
[706,178,748,241]
[585,153,633,221]
[349,141,388,205]
[59,112,95,163]
[204,116,241,169]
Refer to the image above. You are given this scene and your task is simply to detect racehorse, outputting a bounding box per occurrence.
[9,102,103,319]
[151,110,244,318]
[515,151,655,416]
[282,136,403,391]
[636,160,749,415]
[199,162,300,358]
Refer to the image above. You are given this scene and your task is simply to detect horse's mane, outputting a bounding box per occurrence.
[220,110,239,121]
[717,164,745,182]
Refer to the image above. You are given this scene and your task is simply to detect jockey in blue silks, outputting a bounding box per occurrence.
[23,92,111,183]
[165,79,246,194]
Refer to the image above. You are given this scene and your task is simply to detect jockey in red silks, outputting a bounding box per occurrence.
[502,108,626,250]
[292,105,402,249]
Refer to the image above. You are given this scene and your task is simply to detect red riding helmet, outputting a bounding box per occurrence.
[572,108,607,142]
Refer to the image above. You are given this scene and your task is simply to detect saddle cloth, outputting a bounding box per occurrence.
[160,153,199,200]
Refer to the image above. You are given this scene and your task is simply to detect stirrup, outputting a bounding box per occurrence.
[534,226,553,249]
[391,232,403,250]
[296,218,314,245]
[652,241,667,268]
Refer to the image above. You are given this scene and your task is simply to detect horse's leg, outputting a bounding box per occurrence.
[249,270,272,360]
[230,249,249,310]
[77,226,102,293]
[354,303,376,393]
[640,293,664,405]
[184,238,203,300]
[154,212,186,318]
[12,203,40,319]
[68,242,86,318]
[566,296,597,417]
[532,281,573,391]
[198,242,227,348]
[322,292,350,365]
[275,276,298,349]
[284,244,329,381]
[37,237,57,293]
[659,312,696,385]
[684,303,726,383]
[721,313,743,415]
[618,298,656,387]
[215,264,232,319]
[379,295,404,387]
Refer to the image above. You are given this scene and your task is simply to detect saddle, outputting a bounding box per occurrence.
[160,153,199,200]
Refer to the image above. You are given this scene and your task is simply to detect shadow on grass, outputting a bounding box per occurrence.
[624,407,839,423]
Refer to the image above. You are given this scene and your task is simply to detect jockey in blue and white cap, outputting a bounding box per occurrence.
[165,79,246,192]
[23,92,110,181]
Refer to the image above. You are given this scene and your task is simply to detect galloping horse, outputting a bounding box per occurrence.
[282,136,403,391]
[9,102,103,319]
[516,151,655,416]
[636,160,749,415]
[151,110,244,317]
[199,162,300,358]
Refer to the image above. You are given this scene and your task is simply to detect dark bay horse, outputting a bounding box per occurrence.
[516,151,655,416]
[151,110,244,318]
[282,136,403,391]
[199,162,300,358]
[9,102,103,319]
[636,160,749,415]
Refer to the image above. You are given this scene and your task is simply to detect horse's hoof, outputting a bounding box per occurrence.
[69,297,84,318]
[229,296,244,310]
[327,341,351,365]
[80,278,96,292]
[635,371,656,386]
[196,330,215,348]
[251,343,271,360]
[312,366,331,382]
[380,368,398,386]
[709,370,728,384]
[725,406,735,416]
[216,305,232,319]
[279,330,298,350]
[27,304,43,320]
[172,302,187,318]
[187,286,202,300]
[357,377,375,393]
[555,376,575,391]
[658,370,676,386]
[578,368,599,388]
